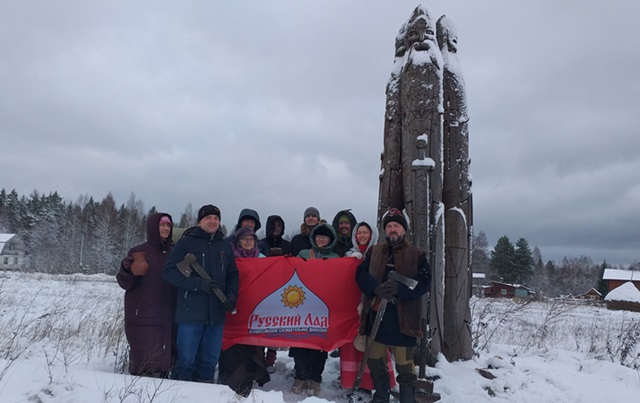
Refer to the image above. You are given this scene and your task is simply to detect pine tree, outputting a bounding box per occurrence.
[490,236,516,283]
[514,238,534,284]
[597,260,609,298]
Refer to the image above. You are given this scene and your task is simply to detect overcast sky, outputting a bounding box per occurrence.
[1,1,638,266]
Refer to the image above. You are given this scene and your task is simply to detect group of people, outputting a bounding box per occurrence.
[116,203,431,403]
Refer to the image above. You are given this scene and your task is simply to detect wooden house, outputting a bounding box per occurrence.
[0,233,29,270]
[472,272,487,297]
[575,288,602,301]
[602,269,640,293]
[488,281,532,299]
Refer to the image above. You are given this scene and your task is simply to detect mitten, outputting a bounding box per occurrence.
[121,256,134,272]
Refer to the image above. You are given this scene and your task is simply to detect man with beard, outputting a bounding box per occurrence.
[290,206,321,256]
[331,209,357,257]
[355,208,431,403]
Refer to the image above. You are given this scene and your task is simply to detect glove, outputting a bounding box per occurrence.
[121,256,134,272]
[351,252,363,260]
[222,294,237,312]
[199,279,216,294]
[374,279,398,299]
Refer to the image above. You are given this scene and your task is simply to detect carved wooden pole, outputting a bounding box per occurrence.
[378,5,474,366]
[377,5,445,366]
[438,15,473,361]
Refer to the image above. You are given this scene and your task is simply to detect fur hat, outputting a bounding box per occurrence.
[304,206,320,219]
[382,208,408,231]
[197,204,221,223]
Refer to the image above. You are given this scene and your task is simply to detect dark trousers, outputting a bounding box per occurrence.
[289,347,327,382]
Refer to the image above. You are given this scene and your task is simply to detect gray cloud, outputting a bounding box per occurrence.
[1,0,638,265]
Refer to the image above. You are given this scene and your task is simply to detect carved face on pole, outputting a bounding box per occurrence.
[436,16,458,54]
[407,16,434,52]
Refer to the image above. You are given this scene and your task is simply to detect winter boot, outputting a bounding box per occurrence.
[398,384,416,403]
[291,379,308,395]
[307,380,321,396]
[371,375,391,403]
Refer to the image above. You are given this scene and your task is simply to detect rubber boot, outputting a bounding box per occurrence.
[398,384,415,403]
[371,375,390,403]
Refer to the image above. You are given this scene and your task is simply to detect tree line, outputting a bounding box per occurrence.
[0,188,209,274]
[471,231,639,298]
[0,188,636,297]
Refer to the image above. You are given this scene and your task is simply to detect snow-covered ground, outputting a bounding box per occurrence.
[1,272,639,402]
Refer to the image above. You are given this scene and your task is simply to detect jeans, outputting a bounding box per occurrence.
[172,323,224,382]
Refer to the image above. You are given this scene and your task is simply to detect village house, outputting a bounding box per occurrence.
[575,288,603,301]
[0,233,29,270]
[472,272,488,297]
[486,281,533,299]
[602,269,640,293]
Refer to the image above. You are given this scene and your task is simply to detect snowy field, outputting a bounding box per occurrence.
[1,272,639,403]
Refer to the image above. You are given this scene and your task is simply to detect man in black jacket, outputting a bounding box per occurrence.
[163,204,239,382]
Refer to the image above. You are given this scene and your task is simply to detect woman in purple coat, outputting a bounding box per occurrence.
[116,212,176,377]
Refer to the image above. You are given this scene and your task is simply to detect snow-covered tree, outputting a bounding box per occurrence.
[471,230,491,277]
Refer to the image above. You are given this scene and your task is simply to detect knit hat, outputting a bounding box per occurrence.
[313,224,335,243]
[338,214,350,223]
[234,226,257,244]
[382,208,408,231]
[159,216,172,225]
[304,206,320,219]
[197,204,221,222]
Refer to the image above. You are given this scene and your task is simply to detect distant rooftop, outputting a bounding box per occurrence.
[603,269,640,281]
[0,234,17,243]
[0,233,17,254]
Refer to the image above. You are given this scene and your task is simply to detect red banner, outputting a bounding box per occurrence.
[222,256,361,351]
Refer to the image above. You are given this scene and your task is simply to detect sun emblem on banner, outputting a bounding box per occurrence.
[281,285,305,308]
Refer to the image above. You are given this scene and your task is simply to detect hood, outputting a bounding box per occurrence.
[147,212,174,249]
[331,209,358,238]
[265,215,285,238]
[309,223,337,252]
[235,208,261,232]
[351,221,378,250]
